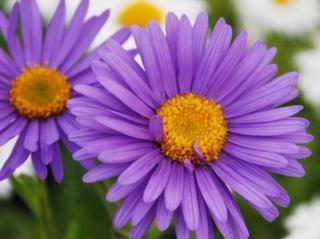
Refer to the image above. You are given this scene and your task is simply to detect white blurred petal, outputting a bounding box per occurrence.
[295,34,320,107]
[283,197,320,239]
[233,0,320,37]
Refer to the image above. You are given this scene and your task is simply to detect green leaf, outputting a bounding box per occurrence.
[10,175,43,219]
[48,144,113,239]
[264,32,313,75]
[64,222,79,239]
[206,0,240,32]
[0,205,40,239]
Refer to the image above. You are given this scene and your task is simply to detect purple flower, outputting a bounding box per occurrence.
[0,0,130,183]
[69,12,312,239]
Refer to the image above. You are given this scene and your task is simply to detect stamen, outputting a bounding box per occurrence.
[9,66,70,119]
[157,93,227,165]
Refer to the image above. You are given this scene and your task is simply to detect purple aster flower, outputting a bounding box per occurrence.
[0,0,130,183]
[69,12,312,239]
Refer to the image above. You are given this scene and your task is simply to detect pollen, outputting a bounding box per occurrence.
[9,66,70,119]
[157,93,227,165]
[273,0,290,6]
[118,0,163,27]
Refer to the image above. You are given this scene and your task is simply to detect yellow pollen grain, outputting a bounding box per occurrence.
[273,0,290,6]
[118,0,163,27]
[157,93,227,165]
[9,66,70,119]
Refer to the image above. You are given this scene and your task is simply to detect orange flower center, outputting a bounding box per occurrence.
[118,0,163,27]
[9,66,70,119]
[157,93,227,165]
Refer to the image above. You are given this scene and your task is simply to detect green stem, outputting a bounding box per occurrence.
[95,182,129,239]
[38,180,56,239]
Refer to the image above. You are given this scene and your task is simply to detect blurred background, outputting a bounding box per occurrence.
[1,0,320,238]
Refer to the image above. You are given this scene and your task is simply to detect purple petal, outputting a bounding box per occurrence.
[223,142,288,167]
[31,150,48,180]
[97,77,153,118]
[51,0,89,68]
[192,12,209,68]
[181,169,199,230]
[131,26,165,102]
[83,163,128,183]
[40,143,54,166]
[195,167,228,222]
[72,84,127,112]
[192,18,232,95]
[264,159,305,177]
[143,158,171,202]
[6,2,25,69]
[23,120,39,152]
[205,31,248,99]
[59,9,110,73]
[0,47,20,78]
[176,209,190,239]
[177,15,194,94]
[95,116,150,140]
[107,178,146,203]
[228,118,308,136]
[42,0,65,64]
[147,21,177,98]
[98,144,154,164]
[118,149,161,185]
[110,27,131,44]
[132,198,155,226]
[0,113,17,132]
[130,207,155,239]
[4,132,29,171]
[19,0,42,64]
[0,118,27,146]
[46,118,60,145]
[227,134,300,154]
[165,162,184,211]
[212,155,273,209]
[50,143,63,183]
[148,115,163,142]
[113,187,142,228]
[195,192,214,239]
[228,105,303,124]
[165,12,179,72]
[99,51,158,109]
[216,41,268,104]
[156,195,173,231]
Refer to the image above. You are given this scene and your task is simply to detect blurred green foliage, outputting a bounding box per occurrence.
[0,0,320,239]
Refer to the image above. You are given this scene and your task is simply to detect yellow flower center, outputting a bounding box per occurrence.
[157,93,227,165]
[118,0,163,27]
[273,0,290,6]
[9,66,70,119]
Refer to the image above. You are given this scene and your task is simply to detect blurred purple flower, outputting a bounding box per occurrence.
[69,12,312,239]
[0,0,130,183]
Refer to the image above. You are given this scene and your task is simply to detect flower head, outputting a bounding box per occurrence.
[70,12,312,239]
[0,0,130,182]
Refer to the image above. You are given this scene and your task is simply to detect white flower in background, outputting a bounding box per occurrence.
[0,138,33,200]
[283,197,320,239]
[295,34,320,107]
[5,0,206,48]
[233,0,320,37]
